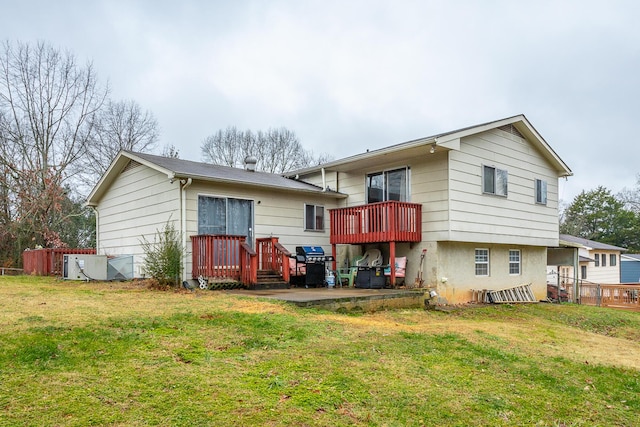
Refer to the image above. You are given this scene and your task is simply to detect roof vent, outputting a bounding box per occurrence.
[244,155,257,172]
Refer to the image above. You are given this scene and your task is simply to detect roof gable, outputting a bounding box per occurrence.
[287,114,572,177]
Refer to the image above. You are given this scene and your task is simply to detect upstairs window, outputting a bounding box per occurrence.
[594,254,600,267]
[601,253,606,267]
[366,167,409,204]
[610,254,617,267]
[535,179,548,205]
[305,204,324,231]
[482,165,508,197]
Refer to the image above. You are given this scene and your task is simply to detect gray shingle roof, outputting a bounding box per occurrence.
[130,151,343,195]
[559,234,627,251]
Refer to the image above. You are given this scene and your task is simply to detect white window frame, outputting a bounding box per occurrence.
[535,179,548,205]
[610,254,617,267]
[601,253,606,267]
[482,165,508,197]
[594,254,600,267]
[365,166,410,204]
[475,248,490,276]
[304,204,325,232]
[509,249,521,275]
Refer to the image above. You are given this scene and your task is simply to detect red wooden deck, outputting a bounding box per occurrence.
[329,201,422,244]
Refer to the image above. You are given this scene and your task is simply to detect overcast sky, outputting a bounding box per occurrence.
[4,0,640,203]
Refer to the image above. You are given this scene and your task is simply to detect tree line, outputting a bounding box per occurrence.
[0,40,330,268]
[6,40,635,270]
[560,183,640,252]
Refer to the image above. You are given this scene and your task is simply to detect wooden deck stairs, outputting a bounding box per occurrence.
[246,270,289,290]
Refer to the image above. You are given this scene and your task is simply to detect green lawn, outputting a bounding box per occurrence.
[0,276,639,426]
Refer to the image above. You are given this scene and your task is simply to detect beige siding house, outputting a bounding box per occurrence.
[88,114,571,304]
[288,114,572,303]
[87,152,344,280]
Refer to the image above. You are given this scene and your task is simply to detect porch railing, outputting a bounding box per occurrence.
[240,242,258,285]
[191,235,248,281]
[578,283,640,311]
[329,201,422,244]
[256,237,291,283]
[191,235,290,286]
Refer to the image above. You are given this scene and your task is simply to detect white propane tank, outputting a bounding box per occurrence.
[326,269,335,288]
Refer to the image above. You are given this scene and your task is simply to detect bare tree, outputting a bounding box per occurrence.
[161,144,180,159]
[0,40,106,261]
[79,99,159,186]
[201,126,331,173]
[0,41,107,185]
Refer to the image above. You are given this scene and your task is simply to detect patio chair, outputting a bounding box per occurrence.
[384,256,407,286]
[356,249,383,267]
[336,255,363,287]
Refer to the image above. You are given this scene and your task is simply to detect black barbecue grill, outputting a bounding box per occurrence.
[294,246,335,287]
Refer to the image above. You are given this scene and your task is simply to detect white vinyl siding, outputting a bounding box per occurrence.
[96,165,181,277]
[448,128,561,247]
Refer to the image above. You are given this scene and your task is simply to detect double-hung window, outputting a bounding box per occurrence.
[304,204,324,231]
[601,254,606,267]
[610,254,617,267]
[482,165,508,197]
[475,249,489,276]
[594,254,600,267]
[535,179,548,205]
[366,167,409,203]
[509,250,521,275]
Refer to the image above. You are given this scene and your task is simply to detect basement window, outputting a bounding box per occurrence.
[475,249,489,276]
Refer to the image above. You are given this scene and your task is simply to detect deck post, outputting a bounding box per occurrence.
[331,244,337,271]
[390,241,396,287]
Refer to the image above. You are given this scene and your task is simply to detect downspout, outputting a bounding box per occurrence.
[180,178,193,281]
[90,206,99,253]
[321,167,326,191]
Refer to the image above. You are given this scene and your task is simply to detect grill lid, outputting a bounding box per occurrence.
[296,246,325,256]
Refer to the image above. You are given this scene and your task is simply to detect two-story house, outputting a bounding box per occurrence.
[87,114,572,304]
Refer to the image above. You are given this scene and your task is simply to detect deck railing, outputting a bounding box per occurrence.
[191,235,248,281]
[330,201,422,244]
[22,248,96,276]
[240,241,258,285]
[191,235,290,285]
[256,237,291,283]
[578,283,640,311]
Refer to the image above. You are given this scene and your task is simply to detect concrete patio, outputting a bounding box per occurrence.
[226,287,428,312]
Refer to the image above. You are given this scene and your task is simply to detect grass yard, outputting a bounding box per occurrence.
[0,276,639,426]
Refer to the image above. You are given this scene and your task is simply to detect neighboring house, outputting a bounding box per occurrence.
[550,234,626,286]
[620,254,640,283]
[87,114,572,304]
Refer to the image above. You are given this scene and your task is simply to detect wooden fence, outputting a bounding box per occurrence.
[578,283,640,311]
[22,248,96,276]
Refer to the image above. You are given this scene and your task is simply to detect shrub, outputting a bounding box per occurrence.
[140,220,183,286]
